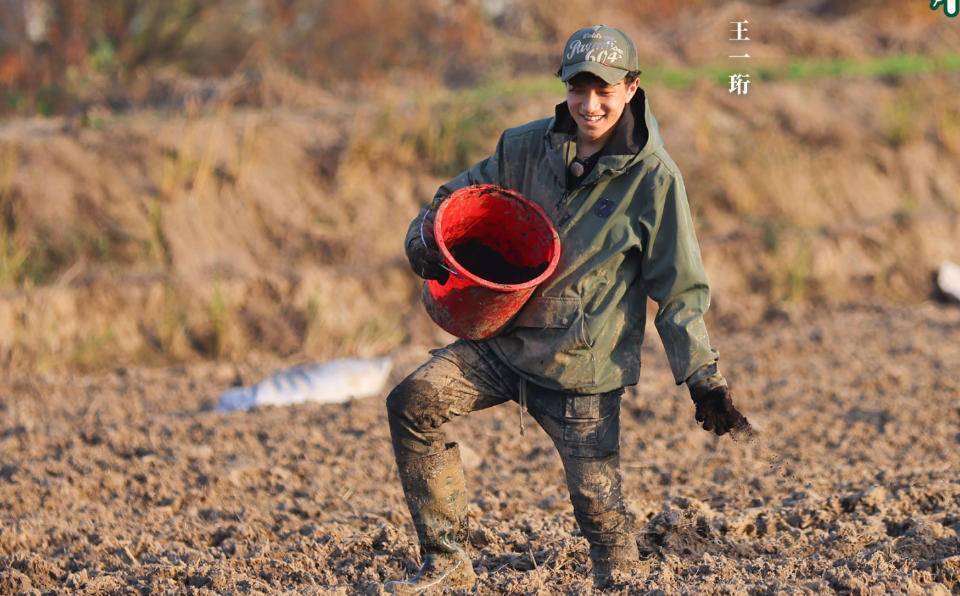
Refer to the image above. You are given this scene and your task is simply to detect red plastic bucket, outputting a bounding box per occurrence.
[422,184,561,340]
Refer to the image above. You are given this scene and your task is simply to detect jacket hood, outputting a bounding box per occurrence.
[547,88,664,166]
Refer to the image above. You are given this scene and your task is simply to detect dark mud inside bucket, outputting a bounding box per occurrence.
[422,184,561,340]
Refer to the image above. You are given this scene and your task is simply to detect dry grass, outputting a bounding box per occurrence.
[4,1,958,116]
[1,4,960,371]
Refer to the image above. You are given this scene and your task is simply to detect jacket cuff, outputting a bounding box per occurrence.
[686,362,727,400]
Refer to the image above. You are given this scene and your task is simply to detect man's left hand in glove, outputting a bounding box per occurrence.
[691,386,753,437]
[687,365,753,437]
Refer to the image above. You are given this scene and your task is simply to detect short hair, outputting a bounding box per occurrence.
[566,70,641,87]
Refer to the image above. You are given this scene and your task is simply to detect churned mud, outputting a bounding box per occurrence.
[450,240,548,285]
[1,302,958,594]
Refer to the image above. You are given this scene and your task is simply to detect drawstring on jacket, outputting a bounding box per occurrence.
[518,378,527,436]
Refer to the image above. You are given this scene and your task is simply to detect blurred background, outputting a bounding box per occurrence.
[2,3,960,594]
[0,0,958,372]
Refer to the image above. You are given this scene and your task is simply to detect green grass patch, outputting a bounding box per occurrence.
[456,52,960,96]
[397,51,960,177]
[655,52,960,88]
[752,53,960,84]
[645,52,960,89]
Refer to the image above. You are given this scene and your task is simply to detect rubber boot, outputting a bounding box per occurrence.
[591,543,639,589]
[560,451,639,589]
[386,443,476,594]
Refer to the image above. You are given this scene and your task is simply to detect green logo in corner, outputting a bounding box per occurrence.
[931,0,959,17]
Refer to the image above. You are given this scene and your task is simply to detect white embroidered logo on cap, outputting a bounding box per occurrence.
[565,39,624,65]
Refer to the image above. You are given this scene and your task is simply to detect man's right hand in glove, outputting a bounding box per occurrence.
[405,209,449,284]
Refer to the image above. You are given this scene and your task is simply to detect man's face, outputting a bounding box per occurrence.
[565,74,639,145]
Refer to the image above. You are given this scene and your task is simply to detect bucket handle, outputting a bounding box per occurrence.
[420,210,460,278]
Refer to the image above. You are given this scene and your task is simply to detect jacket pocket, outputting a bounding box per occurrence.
[511,296,590,348]
[496,295,595,389]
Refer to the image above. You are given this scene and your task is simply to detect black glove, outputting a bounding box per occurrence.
[405,209,449,284]
[690,386,753,437]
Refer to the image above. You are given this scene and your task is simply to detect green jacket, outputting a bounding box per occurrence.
[408,90,720,394]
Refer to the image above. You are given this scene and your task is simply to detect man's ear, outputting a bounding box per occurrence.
[625,77,640,101]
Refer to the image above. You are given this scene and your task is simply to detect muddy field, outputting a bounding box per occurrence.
[1,301,957,594]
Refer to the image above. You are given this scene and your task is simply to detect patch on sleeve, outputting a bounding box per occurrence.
[593,198,615,218]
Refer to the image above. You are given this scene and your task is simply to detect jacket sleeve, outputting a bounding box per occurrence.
[404,133,508,251]
[640,167,720,385]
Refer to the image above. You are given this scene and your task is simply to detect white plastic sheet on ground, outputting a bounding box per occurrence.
[938,261,960,303]
[217,357,393,412]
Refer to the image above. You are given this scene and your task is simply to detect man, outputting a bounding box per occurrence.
[385,25,751,592]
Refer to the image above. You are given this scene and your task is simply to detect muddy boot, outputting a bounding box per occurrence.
[386,550,474,595]
[386,443,476,594]
[559,448,639,589]
[591,543,639,589]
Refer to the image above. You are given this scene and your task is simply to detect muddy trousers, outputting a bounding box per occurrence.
[386,339,638,572]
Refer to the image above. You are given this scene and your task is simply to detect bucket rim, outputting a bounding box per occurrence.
[434,184,561,292]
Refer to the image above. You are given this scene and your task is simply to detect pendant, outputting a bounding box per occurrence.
[569,160,584,177]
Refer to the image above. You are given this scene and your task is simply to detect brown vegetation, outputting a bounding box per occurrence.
[1,1,956,115]
[0,3,959,372]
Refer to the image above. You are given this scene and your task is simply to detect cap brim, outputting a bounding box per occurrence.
[559,61,627,85]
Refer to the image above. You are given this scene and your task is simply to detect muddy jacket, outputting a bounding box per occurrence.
[407,90,719,393]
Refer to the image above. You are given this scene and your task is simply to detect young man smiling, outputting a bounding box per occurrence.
[566,63,640,165]
[387,25,751,592]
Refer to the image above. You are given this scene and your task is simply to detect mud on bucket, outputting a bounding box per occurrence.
[422,184,561,340]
